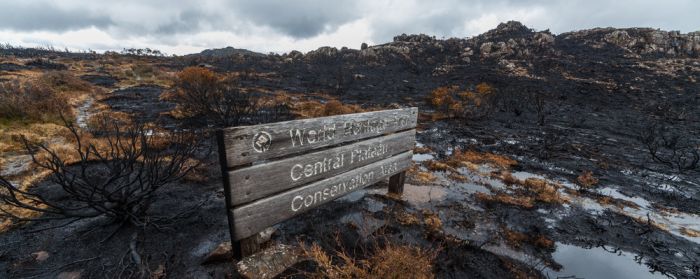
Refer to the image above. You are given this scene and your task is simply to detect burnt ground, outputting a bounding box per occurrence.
[0,163,544,279]
[3,112,698,278]
[2,22,700,278]
[100,85,179,129]
[0,164,234,278]
[81,74,119,88]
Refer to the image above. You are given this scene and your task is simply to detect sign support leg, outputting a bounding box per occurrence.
[388,171,406,195]
[217,130,256,260]
[237,235,263,259]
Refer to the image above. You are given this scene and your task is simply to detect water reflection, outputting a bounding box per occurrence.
[546,243,669,279]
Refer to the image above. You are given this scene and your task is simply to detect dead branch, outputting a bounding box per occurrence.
[0,117,206,228]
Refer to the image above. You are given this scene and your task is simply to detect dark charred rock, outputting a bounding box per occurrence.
[560,27,700,58]
[481,21,535,41]
[0,62,28,72]
[101,85,176,126]
[193,46,266,58]
[393,33,437,43]
[201,242,233,265]
[80,74,118,87]
[26,58,68,70]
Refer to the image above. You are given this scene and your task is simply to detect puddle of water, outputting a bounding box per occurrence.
[483,243,544,269]
[336,188,384,203]
[598,187,651,208]
[455,181,491,195]
[402,184,448,206]
[510,171,545,181]
[566,189,700,244]
[569,196,606,214]
[467,165,699,244]
[546,243,669,279]
[412,153,435,162]
[569,183,700,243]
[413,141,436,162]
[655,183,687,196]
[445,146,454,156]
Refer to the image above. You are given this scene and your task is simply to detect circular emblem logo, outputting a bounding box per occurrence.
[252,131,272,153]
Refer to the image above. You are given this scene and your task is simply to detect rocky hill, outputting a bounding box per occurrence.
[182,22,699,127]
[190,46,266,58]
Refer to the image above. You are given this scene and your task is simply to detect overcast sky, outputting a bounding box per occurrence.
[0,0,698,55]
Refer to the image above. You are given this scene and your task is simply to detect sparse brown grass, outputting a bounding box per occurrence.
[0,122,72,153]
[532,235,555,249]
[501,226,529,249]
[595,195,640,209]
[86,111,133,131]
[652,203,682,215]
[501,226,555,251]
[0,165,56,232]
[422,210,443,235]
[446,148,517,170]
[576,170,599,190]
[406,163,438,184]
[292,99,366,118]
[628,213,671,232]
[117,61,173,87]
[0,80,73,123]
[520,178,567,204]
[423,160,454,172]
[427,83,495,119]
[394,209,420,226]
[322,100,363,116]
[412,171,438,184]
[0,118,198,232]
[426,86,466,119]
[414,145,432,154]
[500,172,519,185]
[475,82,494,94]
[303,239,437,279]
[475,192,535,209]
[416,148,514,183]
[489,172,569,207]
[680,227,700,237]
[36,71,92,93]
[447,172,469,182]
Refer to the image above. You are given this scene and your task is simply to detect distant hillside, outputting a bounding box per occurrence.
[189,46,266,58]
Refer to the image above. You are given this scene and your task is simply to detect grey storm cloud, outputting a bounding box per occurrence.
[0,0,698,53]
[0,2,112,32]
[229,0,362,38]
[0,0,363,38]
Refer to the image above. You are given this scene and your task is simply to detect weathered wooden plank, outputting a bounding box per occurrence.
[228,129,415,206]
[230,151,413,240]
[222,107,418,167]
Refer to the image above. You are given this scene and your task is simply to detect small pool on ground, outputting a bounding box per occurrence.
[546,243,670,279]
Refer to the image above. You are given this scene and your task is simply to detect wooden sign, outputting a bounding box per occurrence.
[216,107,417,259]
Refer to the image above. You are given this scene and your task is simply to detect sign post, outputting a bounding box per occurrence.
[216,107,418,259]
